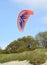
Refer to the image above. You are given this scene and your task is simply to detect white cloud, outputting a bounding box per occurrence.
[42,16,47,24]
[10,0,47,8]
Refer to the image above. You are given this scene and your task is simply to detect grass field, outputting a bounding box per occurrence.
[0,49,47,65]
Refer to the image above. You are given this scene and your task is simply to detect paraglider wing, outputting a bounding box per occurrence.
[17,10,34,32]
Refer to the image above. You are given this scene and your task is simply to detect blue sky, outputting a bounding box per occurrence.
[0,0,47,49]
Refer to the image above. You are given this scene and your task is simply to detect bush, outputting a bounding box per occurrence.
[0,50,3,54]
[0,49,47,65]
[29,49,46,65]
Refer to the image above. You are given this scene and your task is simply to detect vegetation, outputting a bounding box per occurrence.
[36,31,47,48]
[0,31,47,54]
[5,36,38,53]
[0,49,47,65]
[0,31,47,65]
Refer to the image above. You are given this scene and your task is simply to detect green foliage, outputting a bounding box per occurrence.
[35,31,47,48]
[0,47,3,54]
[0,50,10,54]
[0,31,47,54]
[5,36,38,53]
[0,49,47,65]
[0,50,3,54]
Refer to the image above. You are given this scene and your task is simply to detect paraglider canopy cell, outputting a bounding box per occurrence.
[17,10,34,32]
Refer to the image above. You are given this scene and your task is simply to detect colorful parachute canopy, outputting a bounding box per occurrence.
[17,10,34,32]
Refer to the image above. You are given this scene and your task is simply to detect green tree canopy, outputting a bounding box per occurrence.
[5,36,38,53]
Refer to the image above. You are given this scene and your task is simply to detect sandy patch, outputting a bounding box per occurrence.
[45,52,47,55]
[0,60,33,65]
[0,60,47,65]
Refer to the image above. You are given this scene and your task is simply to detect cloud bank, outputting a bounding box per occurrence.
[10,0,47,8]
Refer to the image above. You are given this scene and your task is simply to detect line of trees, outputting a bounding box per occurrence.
[0,31,47,54]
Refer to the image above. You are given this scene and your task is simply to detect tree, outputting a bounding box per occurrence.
[35,31,47,48]
[5,36,38,53]
[0,46,3,54]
